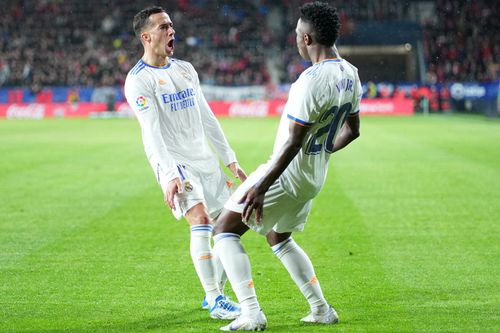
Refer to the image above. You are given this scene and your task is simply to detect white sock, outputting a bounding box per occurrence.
[212,249,228,294]
[272,237,329,314]
[213,233,260,317]
[190,224,220,306]
[210,212,228,293]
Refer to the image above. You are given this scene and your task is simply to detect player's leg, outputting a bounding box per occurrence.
[206,211,229,297]
[201,167,235,295]
[213,209,267,331]
[203,210,227,309]
[185,203,240,319]
[185,203,219,304]
[211,245,227,295]
[267,230,338,324]
[157,165,239,318]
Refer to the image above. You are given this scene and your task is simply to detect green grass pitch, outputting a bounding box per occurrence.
[1,115,499,332]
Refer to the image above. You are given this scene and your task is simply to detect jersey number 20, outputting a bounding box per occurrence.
[306,102,352,155]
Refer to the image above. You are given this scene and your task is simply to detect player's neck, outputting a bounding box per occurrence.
[142,53,169,68]
[309,47,337,65]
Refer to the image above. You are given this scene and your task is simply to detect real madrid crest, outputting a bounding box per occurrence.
[184,181,193,192]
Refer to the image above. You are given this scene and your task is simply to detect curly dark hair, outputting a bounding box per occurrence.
[133,6,166,36]
[299,1,340,47]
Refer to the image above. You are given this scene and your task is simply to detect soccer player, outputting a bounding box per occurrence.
[124,6,246,320]
[213,2,362,331]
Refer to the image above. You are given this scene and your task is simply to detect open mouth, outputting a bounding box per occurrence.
[167,39,175,48]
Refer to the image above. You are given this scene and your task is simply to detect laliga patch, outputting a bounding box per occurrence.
[183,181,193,192]
[135,96,149,112]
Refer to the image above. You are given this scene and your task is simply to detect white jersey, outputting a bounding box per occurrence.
[124,58,236,183]
[270,58,362,200]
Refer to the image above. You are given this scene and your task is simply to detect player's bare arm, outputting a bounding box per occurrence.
[331,112,360,153]
[240,121,310,223]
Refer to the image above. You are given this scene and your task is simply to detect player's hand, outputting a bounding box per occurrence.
[165,177,183,210]
[228,162,247,183]
[239,185,265,224]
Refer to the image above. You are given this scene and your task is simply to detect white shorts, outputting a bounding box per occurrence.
[159,165,234,220]
[224,164,312,236]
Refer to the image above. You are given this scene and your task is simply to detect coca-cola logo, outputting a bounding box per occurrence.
[228,102,268,117]
[360,102,394,113]
[6,104,46,119]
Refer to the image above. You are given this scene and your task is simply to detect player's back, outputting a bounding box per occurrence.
[274,58,362,200]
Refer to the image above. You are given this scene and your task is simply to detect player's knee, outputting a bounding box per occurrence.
[213,209,247,236]
[266,231,292,247]
[185,203,211,226]
[190,214,211,226]
[213,213,229,235]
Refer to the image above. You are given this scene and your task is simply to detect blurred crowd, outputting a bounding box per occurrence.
[1,0,131,90]
[0,0,498,90]
[0,0,272,90]
[422,0,499,83]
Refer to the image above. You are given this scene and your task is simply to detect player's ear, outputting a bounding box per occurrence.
[304,33,313,46]
[141,31,151,44]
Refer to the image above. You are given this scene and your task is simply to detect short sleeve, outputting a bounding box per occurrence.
[283,75,317,127]
[351,69,362,115]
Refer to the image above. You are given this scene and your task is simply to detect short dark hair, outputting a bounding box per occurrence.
[133,6,166,36]
[299,1,340,47]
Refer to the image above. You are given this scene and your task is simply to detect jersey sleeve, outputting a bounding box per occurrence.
[190,64,237,166]
[351,68,362,115]
[283,75,317,127]
[124,75,179,182]
[349,71,363,114]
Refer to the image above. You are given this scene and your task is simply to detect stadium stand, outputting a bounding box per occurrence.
[0,0,272,89]
[422,0,499,83]
[0,0,498,115]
